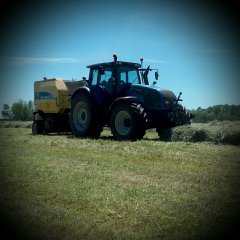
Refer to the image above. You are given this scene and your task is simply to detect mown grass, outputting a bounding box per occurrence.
[0,127,240,239]
[0,120,32,129]
[172,121,240,145]
[1,120,240,145]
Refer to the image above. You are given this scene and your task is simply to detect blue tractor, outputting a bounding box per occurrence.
[69,54,193,140]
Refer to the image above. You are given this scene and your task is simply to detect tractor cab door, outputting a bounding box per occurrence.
[115,68,140,96]
[91,68,115,95]
[89,68,115,109]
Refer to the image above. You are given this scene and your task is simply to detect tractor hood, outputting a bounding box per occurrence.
[130,85,177,100]
[159,89,177,99]
[129,84,177,111]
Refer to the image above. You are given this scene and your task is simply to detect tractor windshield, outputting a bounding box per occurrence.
[117,66,141,84]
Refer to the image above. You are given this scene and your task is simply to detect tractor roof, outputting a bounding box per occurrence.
[87,61,141,69]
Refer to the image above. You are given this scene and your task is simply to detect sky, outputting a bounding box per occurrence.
[0,0,239,110]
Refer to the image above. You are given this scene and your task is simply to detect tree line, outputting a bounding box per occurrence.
[1,100,240,122]
[191,104,240,122]
[1,100,34,121]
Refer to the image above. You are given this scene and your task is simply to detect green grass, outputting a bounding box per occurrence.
[0,127,240,239]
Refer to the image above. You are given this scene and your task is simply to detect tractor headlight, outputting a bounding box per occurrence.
[165,100,170,105]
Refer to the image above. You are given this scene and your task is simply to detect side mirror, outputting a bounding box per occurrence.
[155,71,159,80]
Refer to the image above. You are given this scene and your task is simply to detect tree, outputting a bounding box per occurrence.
[192,104,240,123]
[11,100,33,121]
[206,112,216,122]
[1,104,13,120]
[11,101,24,120]
[26,100,34,120]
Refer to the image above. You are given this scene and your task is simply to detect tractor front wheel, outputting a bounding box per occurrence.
[157,128,172,141]
[110,102,146,141]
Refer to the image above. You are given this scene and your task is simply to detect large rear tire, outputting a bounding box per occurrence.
[110,102,147,141]
[70,94,102,138]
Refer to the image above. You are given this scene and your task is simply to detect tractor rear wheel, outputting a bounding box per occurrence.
[110,102,146,141]
[70,94,102,138]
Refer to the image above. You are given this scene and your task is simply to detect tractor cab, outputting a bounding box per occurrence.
[87,55,143,97]
[87,54,160,97]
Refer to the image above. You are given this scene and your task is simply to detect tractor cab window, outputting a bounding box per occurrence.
[120,72,127,84]
[99,70,112,88]
[128,70,139,84]
[91,68,114,94]
[92,69,98,85]
[91,69,113,87]
[117,67,140,85]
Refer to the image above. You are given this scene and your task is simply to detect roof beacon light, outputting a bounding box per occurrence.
[113,53,117,62]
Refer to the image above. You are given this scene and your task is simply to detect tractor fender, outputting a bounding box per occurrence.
[71,86,91,100]
[109,96,139,113]
[71,86,105,108]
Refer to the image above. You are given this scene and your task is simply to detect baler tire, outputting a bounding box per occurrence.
[43,119,51,135]
[32,120,44,135]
